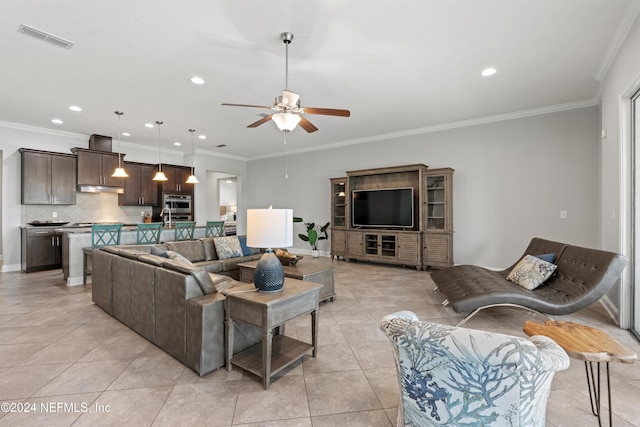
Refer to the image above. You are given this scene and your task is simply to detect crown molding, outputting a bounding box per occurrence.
[248,98,600,160]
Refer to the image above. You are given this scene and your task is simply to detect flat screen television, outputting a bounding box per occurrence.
[352,187,414,228]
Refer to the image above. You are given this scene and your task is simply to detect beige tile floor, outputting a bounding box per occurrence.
[1,259,640,426]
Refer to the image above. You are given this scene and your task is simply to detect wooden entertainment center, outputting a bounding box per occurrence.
[330,164,453,269]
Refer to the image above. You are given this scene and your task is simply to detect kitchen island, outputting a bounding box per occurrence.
[61,225,209,286]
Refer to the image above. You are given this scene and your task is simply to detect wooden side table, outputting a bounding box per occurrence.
[238,259,335,302]
[222,278,322,390]
[524,320,637,426]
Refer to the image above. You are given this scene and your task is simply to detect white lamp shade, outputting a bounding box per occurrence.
[246,209,293,248]
[272,113,301,131]
[230,205,237,213]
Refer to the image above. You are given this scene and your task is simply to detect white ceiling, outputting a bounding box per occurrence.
[1,0,639,160]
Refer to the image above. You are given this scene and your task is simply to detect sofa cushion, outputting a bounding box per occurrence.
[199,237,219,261]
[137,254,166,266]
[165,241,205,262]
[194,261,224,274]
[162,258,198,274]
[507,255,557,290]
[166,250,193,265]
[213,236,243,259]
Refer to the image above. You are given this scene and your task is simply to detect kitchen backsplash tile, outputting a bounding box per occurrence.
[22,193,152,224]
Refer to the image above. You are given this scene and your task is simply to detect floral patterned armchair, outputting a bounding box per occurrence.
[380,311,569,426]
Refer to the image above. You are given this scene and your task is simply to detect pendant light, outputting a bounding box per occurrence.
[152,121,168,181]
[111,111,129,177]
[185,128,199,184]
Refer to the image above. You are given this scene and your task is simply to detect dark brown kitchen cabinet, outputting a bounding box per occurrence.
[72,148,124,187]
[21,228,63,272]
[160,165,194,194]
[20,149,76,205]
[119,162,158,206]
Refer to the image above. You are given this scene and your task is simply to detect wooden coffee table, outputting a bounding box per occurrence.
[524,320,637,426]
[238,259,335,302]
[222,278,322,390]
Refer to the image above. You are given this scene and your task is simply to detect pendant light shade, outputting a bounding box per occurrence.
[111,111,129,178]
[152,120,168,181]
[186,128,199,184]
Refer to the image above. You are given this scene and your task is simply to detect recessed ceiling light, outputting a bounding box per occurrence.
[190,76,205,85]
[481,67,497,77]
[145,123,154,128]
[51,118,63,124]
[69,105,82,112]
[198,134,207,140]
[174,142,182,146]
[121,132,131,137]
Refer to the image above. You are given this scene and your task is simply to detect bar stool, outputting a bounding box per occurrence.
[136,222,163,244]
[174,221,196,241]
[205,220,225,237]
[83,223,122,284]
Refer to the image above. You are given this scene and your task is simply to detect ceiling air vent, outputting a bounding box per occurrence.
[18,24,74,49]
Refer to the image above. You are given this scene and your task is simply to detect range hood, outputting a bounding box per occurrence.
[77,184,124,194]
[72,140,125,194]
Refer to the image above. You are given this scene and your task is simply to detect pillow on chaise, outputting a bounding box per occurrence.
[534,253,555,263]
[506,254,557,290]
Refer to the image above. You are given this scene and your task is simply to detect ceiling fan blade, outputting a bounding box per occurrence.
[247,115,274,128]
[222,103,272,109]
[302,107,351,117]
[298,116,319,133]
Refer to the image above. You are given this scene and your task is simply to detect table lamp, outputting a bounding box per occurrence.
[230,205,237,221]
[246,208,293,292]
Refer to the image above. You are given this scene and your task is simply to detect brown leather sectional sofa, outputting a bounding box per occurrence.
[91,237,263,375]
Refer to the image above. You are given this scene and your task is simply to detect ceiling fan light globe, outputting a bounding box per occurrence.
[273,112,301,131]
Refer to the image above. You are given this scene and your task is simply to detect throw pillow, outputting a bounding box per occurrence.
[506,254,557,290]
[150,245,169,258]
[534,253,555,263]
[237,235,254,256]
[213,236,243,259]
[165,250,193,265]
[191,269,217,294]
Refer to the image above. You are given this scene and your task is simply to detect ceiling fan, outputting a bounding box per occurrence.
[221,32,350,133]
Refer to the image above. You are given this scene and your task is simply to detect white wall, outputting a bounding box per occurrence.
[248,107,600,266]
[599,13,640,321]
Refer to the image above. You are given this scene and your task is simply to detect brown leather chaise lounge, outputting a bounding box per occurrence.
[430,237,628,326]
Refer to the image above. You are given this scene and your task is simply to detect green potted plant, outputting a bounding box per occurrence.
[294,217,329,257]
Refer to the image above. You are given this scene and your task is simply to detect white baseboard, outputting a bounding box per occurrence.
[66,276,85,286]
[1,263,21,272]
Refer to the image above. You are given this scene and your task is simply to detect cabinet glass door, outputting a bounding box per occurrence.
[332,181,347,227]
[364,234,378,255]
[427,176,446,229]
[380,235,396,257]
